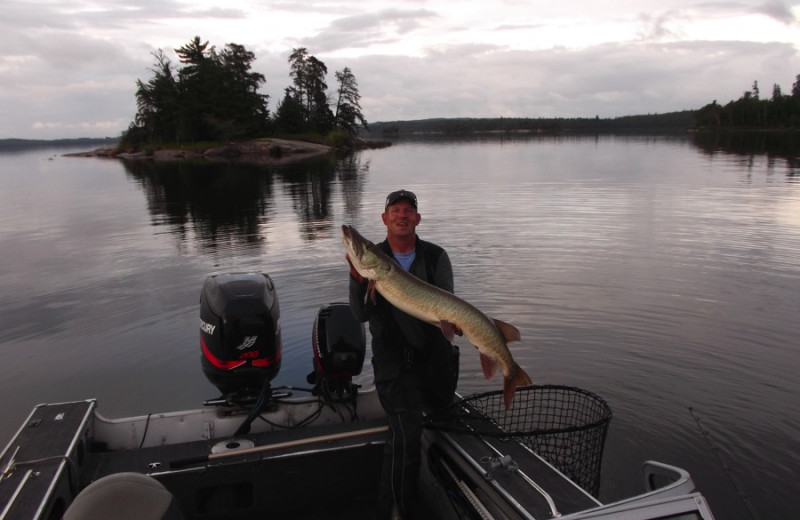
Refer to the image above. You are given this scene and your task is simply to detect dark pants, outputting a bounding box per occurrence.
[374,344,459,520]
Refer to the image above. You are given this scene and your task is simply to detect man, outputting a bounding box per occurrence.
[347,189,460,520]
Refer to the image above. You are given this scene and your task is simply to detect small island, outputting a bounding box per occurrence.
[64,38,377,164]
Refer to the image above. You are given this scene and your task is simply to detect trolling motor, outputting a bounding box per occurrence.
[307,303,366,401]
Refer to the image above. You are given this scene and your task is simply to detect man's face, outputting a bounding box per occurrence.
[382,199,421,238]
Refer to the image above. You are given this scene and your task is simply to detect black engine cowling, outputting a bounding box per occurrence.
[200,273,281,397]
[310,302,366,396]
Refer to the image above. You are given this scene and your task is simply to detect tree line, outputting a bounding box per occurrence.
[366,112,696,138]
[0,137,118,151]
[121,37,367,149]
[694,75,800,129]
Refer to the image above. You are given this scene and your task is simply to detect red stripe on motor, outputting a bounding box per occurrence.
[201,337,246,370]
[202,337,280,370]
[252,345,281,367]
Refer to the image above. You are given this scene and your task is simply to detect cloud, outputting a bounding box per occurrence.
[636,10,683,41]
[181,6,247,19]
[301,8,440,53]
[1,0,798,138]
[753,0,797,24]
[494,23,547,32]
[349,39,799,122]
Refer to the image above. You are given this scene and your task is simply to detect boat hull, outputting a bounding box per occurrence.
[0,388,715,520]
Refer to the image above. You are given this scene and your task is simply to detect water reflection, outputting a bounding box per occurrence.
[120,153,370,251]
[690,130,800,180]
[390,131,800,181]
[1,137,799,520]
[274,154,370,241]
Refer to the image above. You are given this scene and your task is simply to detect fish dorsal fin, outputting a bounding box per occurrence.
[493,319,521,343]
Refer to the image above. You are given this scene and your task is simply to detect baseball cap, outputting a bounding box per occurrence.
[385,189,417,209]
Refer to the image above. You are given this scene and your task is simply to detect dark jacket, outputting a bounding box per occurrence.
[348,236,454,382]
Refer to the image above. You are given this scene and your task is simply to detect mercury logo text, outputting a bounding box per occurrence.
[200,319,216,335]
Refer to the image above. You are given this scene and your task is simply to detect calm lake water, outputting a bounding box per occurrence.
[1,134,798,519]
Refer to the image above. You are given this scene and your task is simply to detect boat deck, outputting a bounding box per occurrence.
[1,396,717,520]
[1,399,604,520]
[84,418,389,520]
[0,400,95,520]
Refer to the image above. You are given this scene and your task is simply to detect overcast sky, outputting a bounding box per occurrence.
[1,0,799,139]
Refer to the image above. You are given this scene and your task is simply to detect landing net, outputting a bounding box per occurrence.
[425,385,612,497]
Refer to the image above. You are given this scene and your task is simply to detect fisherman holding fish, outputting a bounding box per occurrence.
[346,189,460,520]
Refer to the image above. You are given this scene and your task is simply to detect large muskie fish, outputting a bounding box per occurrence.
[342,224,531,409]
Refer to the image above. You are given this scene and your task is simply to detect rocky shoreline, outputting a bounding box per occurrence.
[64,138,346,165]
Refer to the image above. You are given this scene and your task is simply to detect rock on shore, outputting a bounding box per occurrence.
[66,138,333,164]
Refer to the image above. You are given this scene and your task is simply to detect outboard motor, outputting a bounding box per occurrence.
[200,273,281,402]
[308,302,366,400]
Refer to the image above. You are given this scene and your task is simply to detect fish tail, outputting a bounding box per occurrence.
[503,364,532,410]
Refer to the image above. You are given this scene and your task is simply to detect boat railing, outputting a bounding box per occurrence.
[641,460,697,497]
[558,461,716,519]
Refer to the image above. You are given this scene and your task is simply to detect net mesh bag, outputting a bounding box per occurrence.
[425,385,612,497]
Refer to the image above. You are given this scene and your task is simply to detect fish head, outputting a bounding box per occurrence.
[342,225,392,280]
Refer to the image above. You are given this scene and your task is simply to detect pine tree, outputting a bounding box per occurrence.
[334,67,368,135]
